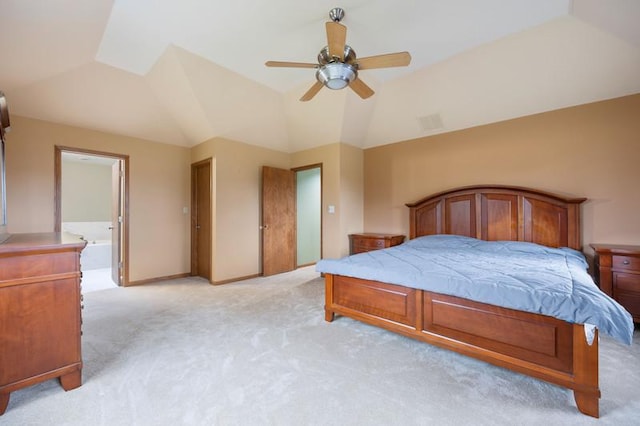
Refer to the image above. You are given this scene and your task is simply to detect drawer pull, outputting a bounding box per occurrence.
[623,260,630,265]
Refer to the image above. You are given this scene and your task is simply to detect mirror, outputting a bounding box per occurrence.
[0,91,10,240]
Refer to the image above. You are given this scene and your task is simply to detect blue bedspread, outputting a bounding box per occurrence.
[316,235,634,345]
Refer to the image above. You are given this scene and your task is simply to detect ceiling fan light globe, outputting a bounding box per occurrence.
[316,63,356,90]
[326,79,348,90]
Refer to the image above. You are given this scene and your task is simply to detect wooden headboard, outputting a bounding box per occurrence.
[405,185,586,250]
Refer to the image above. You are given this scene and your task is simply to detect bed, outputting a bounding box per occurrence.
[317,185,634,418]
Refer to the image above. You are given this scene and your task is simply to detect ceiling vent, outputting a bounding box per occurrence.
[418,113,444,132]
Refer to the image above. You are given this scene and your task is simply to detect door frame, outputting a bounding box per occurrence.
[292,163,323,266]
[190,158,213,281]
[54,145,130,285]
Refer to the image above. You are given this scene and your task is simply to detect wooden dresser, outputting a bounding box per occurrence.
[349,233,405,255]
[0,233,86,415]
[591,243,640,323]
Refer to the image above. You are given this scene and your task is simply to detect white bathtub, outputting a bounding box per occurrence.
[81,240,112,270]
[62,222,113,270]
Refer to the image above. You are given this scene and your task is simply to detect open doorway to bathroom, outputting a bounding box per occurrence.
[54,146,129,292]
[294,164,322,267]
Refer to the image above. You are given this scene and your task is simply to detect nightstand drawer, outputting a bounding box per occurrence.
[358,238,386,249]
[614,272,640,293]
[615,292,640,318]
[591,243,640,323]
[348,233,405,255]
[613,255,640,272]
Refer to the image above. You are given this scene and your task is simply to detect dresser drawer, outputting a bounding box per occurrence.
[0,252,79,282]
[613,255,640,272]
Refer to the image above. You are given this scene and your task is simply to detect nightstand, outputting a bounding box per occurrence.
[349,233,405,255]
[591,244,640,323]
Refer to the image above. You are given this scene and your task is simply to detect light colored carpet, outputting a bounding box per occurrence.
[3,266,639,425]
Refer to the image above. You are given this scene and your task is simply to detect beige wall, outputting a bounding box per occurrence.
[188,139,364,283]
[339,143,364,253]
[62,160,112,222]
[4,114,360,284]
[363,94,640,255]
[188,139,363,283]
[10,93,633,284]
[191,137,290,282]
[5,116,191,283]
[291,143,364,258]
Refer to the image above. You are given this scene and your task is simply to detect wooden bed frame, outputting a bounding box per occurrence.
[324,185,601,418]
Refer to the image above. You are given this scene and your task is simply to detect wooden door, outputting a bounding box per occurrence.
[262,166,295,276]
[111,161,122,285]
[191,159,212,280]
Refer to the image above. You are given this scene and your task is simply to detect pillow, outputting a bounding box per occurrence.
[403,234,479,249]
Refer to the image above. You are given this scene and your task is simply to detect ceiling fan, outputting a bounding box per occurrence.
[265,7,411,102]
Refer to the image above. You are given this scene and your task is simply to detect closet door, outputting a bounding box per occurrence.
[191,159,212,280]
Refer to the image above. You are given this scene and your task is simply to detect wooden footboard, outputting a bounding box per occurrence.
[324,273,600,417]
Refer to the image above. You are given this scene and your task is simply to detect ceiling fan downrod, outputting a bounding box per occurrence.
[329,7,345,23]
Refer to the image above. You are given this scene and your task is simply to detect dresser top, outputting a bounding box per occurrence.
[0,232,86,254]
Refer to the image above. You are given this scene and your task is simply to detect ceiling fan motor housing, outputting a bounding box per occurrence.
[318,45,356,65]
[316,62,357,90]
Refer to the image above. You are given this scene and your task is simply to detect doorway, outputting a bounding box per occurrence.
[55,146,129,289]
[261,164,322,276]
[295,165,321,267]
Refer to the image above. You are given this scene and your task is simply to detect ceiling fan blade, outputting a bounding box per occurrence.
[300,81,324,102]
[349,78,374,100]
[265,61,318,69]
[356,52,411,70]
[326,21,347,60]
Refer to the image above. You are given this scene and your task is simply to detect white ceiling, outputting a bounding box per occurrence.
[1,0,639,153]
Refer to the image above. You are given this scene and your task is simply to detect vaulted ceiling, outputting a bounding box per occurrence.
[1,1,639,153]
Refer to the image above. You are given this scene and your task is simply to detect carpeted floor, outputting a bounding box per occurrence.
[3,266,639,425]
